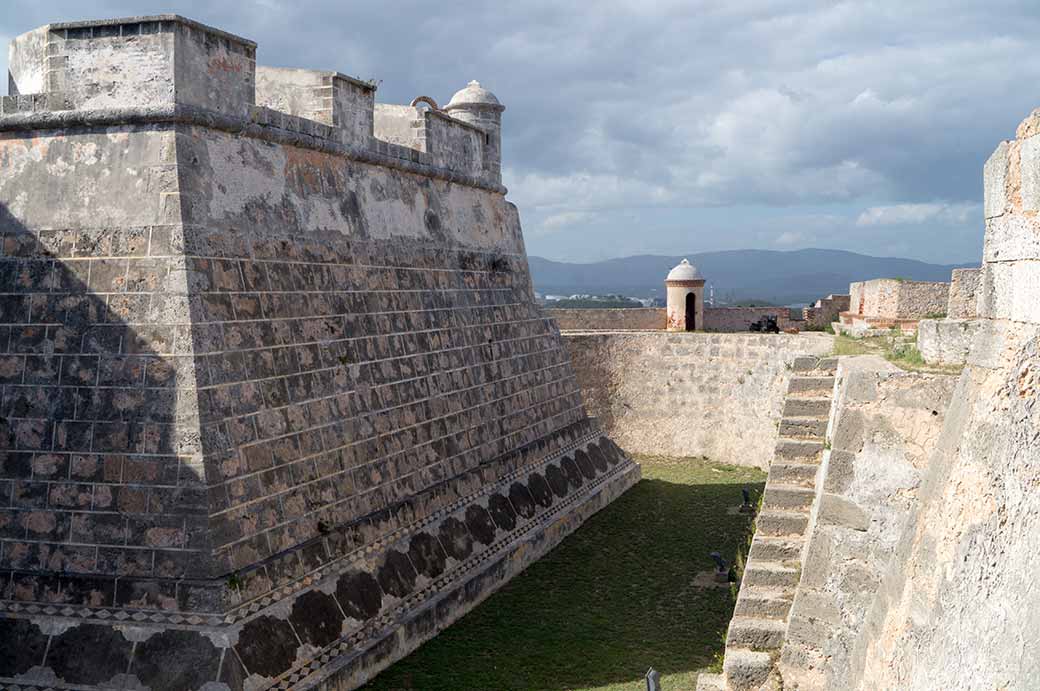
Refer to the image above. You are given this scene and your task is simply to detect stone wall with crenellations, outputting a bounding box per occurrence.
[0,14,639,691]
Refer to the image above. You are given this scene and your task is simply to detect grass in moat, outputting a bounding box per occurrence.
[362,454,766,691]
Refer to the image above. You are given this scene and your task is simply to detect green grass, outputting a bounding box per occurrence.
[832,334,874,357]
[832,333,962,374]
[363,455,766,691]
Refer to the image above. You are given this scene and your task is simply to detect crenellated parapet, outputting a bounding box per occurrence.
[4,15,504,189]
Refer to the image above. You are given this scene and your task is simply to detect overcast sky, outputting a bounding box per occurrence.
[4,1,1039,264]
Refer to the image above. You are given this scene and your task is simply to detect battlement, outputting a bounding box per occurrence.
[4,15,504,187]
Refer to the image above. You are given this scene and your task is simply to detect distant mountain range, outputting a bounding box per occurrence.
[528,248,977,306]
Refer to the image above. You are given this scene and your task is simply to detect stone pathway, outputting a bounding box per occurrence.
[697,356,837,691]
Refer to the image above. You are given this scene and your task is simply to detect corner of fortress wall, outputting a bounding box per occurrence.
[703,112,1040,691]
[753,109,1040,690]
[841,107,1040,691]
[0,16,639,691]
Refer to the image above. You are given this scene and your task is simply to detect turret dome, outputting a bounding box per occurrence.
[445,80,504,111]
[666,258,702,282]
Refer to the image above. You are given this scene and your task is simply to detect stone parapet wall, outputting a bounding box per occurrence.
[4,15,503,188]
[779,357,956,690]
[804,294,850,328]
[947,268,981,318]
[547,308,665,331]
[562,332,833,468]
[703,306,801,332]
[848,279,948,320]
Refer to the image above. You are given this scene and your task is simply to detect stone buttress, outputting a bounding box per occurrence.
[0,16,639,690]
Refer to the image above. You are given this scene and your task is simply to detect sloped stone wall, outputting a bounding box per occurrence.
[779,358,956,689]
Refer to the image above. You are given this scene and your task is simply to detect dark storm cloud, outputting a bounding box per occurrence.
[3,1,1039,262]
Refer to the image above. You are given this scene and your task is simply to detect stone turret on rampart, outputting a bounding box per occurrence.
[5,15,504,187]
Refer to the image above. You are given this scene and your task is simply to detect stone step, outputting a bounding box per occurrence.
[734,586,795,619]
[763,484,815,511]
[816,356,838,372]
[791,356,838,374]
[788,375,835,396]
[756,509,809,537]
[778,416,827,439]
[724,648,774,691]
[782,397,832,419]
[727,616,787,651]
[749,535,803,561]
[743,561,800,588]
[695,672,727,691]
[768,462,819,488]
[791,356,820,372]
[775,439,825,462]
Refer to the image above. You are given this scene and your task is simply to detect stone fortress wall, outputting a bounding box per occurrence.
[844,104,1040,691]
[847,278,949,319]
[563,332,833,469]
[802,294,849,329]
[837,278,948,335]
[0,15,639,691]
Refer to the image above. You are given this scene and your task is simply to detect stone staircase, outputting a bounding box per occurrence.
[697,356,837,691]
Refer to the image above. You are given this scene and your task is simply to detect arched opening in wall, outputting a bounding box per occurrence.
[685,292,696,331]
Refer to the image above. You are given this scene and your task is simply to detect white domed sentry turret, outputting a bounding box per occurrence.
[665,259,706,331]
[444,80,505,184]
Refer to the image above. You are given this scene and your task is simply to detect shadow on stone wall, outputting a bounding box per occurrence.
[0,205,220,689]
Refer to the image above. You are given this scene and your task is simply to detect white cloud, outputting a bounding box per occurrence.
[855,202,981,227]
[0,0,1024,263]
[775,231,805,246]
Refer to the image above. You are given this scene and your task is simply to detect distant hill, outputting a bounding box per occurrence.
[529,248,977,305]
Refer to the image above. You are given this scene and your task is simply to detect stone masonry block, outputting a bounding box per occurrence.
[817,493,870,532]
[978,260,1040,323]
[1021,136,1040,213]
[983,214,1040,263]
[984,140,1009,219]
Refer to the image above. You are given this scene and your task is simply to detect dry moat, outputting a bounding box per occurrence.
[364,455,765,691]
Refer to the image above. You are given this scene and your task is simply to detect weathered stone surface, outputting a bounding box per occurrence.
[984,140,1009,219]
[918,318,982,366]
[564,332,833,468]
[778,358,956,691]
[1019,134,1040,212]
[977,259,1040,323]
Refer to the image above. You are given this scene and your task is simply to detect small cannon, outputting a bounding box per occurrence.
[749,315,780,334]
[709,551,729,583]
[739,486,754,513]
